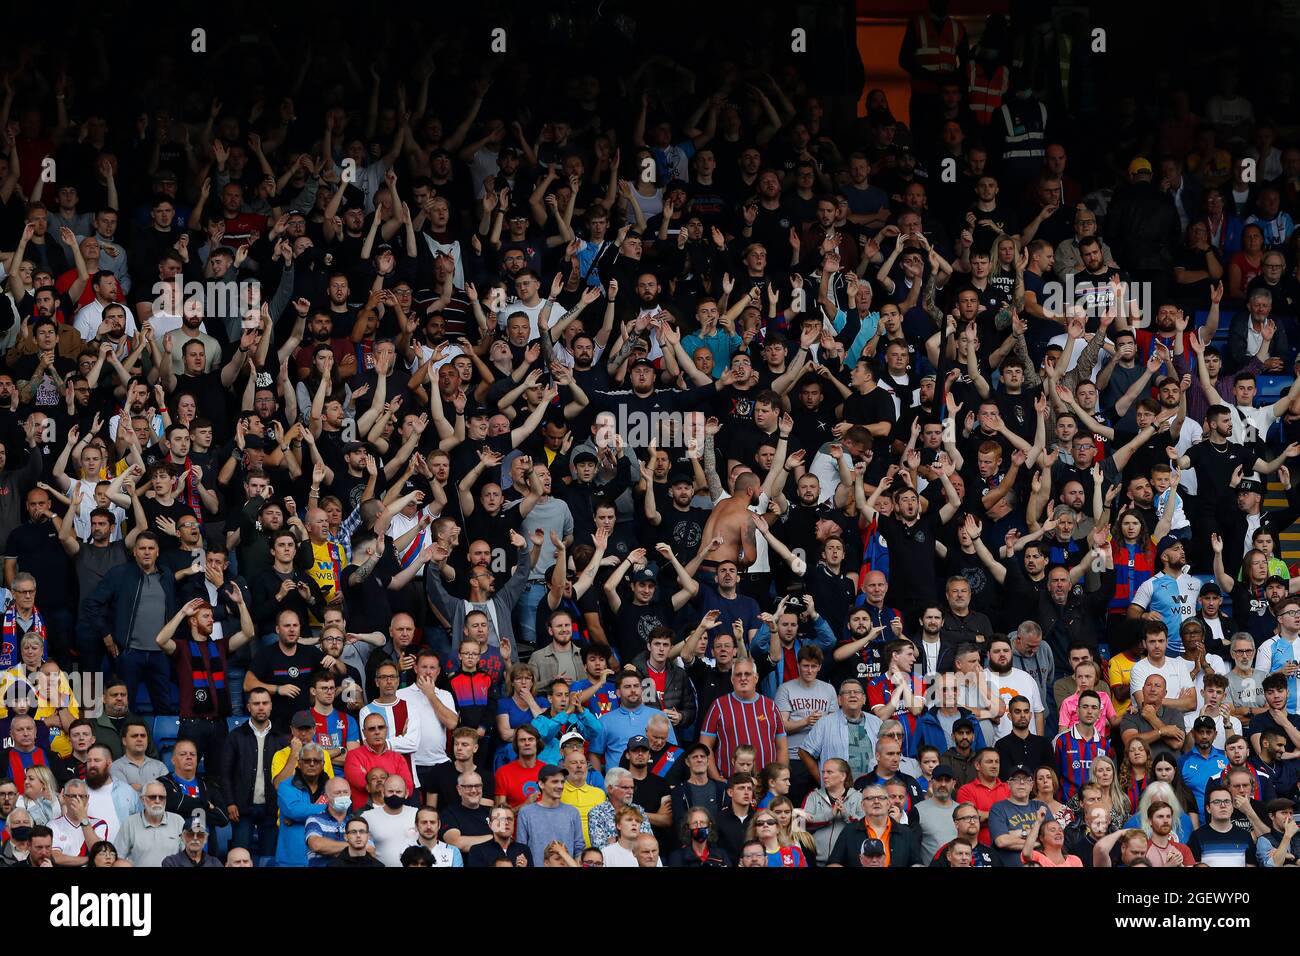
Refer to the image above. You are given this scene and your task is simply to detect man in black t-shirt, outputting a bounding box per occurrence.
[863,469,959,615]
[245,607,324,733]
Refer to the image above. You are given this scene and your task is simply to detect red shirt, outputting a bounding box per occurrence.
[343,744,414,809]
[700,693,786,779]
[955,777,1011,845]
[494,759,542,809]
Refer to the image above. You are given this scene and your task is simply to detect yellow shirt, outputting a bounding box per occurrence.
[271,746,335,783]
[1108,654,1137,717]
[562,782,607,847]
[0,668,80,757]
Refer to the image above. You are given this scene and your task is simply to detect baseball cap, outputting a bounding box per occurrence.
[1199,581,1223,597]
[341,441,366,455]
[952,718,976,734]
[291,711,316,730]
[466,405,492,420]
[629,357,655,370]
[685,741,711,757]
[1128,157,1153,175]
[1156,535,1184,558]
[153,169,179,183]
[668,466,694,486]
[1266,574,1289,588]
[931,765,957,780]
[859,838,886,857]
[1192,716,1217,732]
[572,449,598,465]
[559,730,586,748]
[1007,764,1034,780]
[629,563,659,583]
[626,735,651,752]
[182,816,209,833]
[1237,478,1264,494]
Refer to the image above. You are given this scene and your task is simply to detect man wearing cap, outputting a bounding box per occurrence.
[916,764,960,859]
[1256,797,1300,866]
[826,782,919,867]
[160,816,222,868]
[1128,535,1203,657]
[1195,582,1237,659]
[515,764,584,865]
[1179,717,1229,814]
[988,764,1048,866]
[1106,157,1179,304]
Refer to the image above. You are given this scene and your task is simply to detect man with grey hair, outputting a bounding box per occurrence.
[1011,621,1054,719]
[305,775,359,866]
[0,807,34,865]
[116,779,185,867]
[798,678,882,782]
[49,778,108,865]
[587,766,652,847]
[1227,286,1289,375]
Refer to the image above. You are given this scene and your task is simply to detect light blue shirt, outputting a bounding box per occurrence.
[595,704,678,767]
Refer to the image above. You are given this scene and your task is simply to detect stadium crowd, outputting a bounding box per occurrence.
[2,2,1300,870]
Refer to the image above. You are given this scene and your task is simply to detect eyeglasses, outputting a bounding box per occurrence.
[756,819,777,827]
[1208,799,1232,806]
[459,784,483,790]
[300,757,324,764]
[143,794,167,801]
[954,815,980,823]
[864,795,887,802]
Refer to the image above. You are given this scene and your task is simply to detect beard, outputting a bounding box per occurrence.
[86,768,110,789]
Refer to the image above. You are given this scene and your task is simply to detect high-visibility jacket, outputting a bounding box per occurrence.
[967,61,1009,125]
[1000,98,1047,164]
[913,14,963,74]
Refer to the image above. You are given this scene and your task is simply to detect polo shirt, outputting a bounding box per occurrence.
[561,782,608,847]
[1180,748,1229,814]
[115,811,185,868]
[954,777,1010,845]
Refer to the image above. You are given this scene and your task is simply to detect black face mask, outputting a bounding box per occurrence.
[691,826,710,843]
[384,795,406,810]
[9,826,32,841]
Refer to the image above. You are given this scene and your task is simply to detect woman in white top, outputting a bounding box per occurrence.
[600,806,647,867]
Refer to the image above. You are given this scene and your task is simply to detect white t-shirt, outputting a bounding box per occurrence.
[395,683,456,770]
[50,813,108,859]
[73,300,138,342]
[85,783,122,841]
[1129,656,1195,703]
[1230,402,1278,447]
[601,842,658,867]
[496,298,561,343]
[986,667,1046,739]
[361,805,419,867]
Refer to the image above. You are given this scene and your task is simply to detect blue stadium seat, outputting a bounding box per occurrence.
[227,716,249,733]
[152,716,180,772]
[134,684,153,716]
[1258,375,1295,402]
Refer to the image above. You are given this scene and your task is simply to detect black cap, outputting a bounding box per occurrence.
[629,563,659,583]
[952,718,976,734]
[627,735,651,752]
[1265,797,1296,814]
[1192,716,1218,732]
[572,450,598,465]
[668,466,695,486]
[629,357,655,370]
[685,741,711,757]
[1199,581,1223,597]
[931,764,956,780]
[1266,574,1289,588]
[466,405,492,420]
[859,838,886,857]
[182,816,209,833]
[1007,764,1034,780]
[1237,478,1264,494]
[291,711,316,730]
[341,441,366,455]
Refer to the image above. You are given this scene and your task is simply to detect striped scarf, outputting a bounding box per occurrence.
[0,605,44,669]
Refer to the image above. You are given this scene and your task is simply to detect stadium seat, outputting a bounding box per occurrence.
[227,716,249,732]
[152,716,180,772]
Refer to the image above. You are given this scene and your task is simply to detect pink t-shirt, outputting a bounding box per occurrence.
[1058,691,1118,743]
[1029,851,1084,867]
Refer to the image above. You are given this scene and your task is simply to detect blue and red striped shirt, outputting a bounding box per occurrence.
[1054,726,1110,799]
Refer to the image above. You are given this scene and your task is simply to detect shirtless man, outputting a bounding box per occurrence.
[702,471,763,571]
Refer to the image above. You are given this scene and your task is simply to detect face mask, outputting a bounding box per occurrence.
[331,796,352,813]
[692,826,710,843]
[9,826,32,841]
[384,795,406,810]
